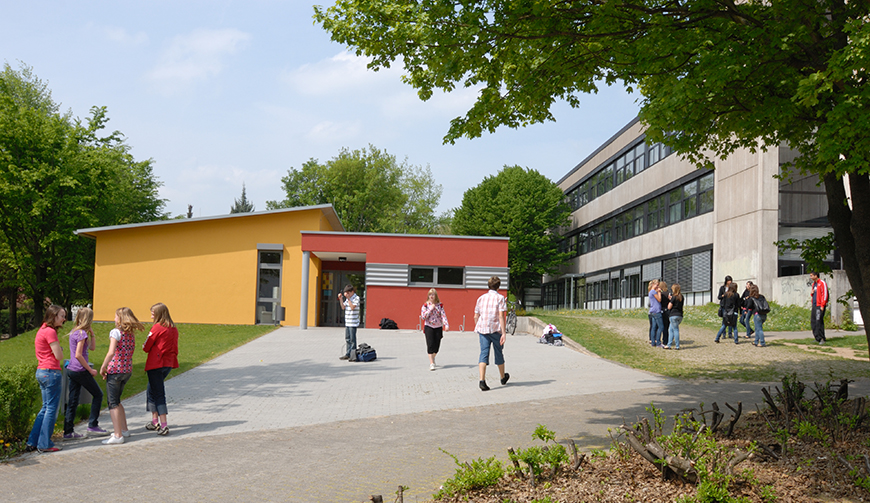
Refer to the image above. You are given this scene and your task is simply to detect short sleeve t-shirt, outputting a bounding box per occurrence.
[67,329,91,372]
[35,324,61,370]
[106,328,135,374]
[344,293,361,327]
[648,289,662,314]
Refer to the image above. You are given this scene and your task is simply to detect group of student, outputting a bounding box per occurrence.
[647,280,685,349]
[715,276,770,346]
[27,303,179,453]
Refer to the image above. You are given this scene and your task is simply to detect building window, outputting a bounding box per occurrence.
[409,266,464,286]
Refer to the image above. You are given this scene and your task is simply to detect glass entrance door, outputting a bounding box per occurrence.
[320,270,365,327]
[256,250,282,325]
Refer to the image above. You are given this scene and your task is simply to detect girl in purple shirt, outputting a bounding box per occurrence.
[63,307,108,439]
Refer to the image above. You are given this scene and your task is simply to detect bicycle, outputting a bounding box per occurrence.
[506,300,518,335]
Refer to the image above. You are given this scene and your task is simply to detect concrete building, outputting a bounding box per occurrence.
[543,118,844,318]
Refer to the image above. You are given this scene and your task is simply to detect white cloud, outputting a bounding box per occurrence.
[148,28,251,94]
[281,51,395,96]
[304,120,362,143]
[104,26,148,46]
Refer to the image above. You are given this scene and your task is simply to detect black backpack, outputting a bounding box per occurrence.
[379,318,398,329]
[755,296,771,315]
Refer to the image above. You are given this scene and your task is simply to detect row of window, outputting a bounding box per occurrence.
[409,266,464,286]
[559,173,714,257]
[565,140,673,211]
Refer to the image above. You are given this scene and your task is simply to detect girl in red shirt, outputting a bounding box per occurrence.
[143,303,179,436]
[26,305,67,453]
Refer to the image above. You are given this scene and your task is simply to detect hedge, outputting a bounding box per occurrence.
[0,363,39,441]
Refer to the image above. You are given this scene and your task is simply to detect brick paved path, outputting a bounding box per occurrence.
[3,326,866,502]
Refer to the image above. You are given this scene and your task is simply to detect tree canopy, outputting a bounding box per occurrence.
[266,145,445,234]
[452,166,571,303]
[316,0,870,356]
[0,63,166,323]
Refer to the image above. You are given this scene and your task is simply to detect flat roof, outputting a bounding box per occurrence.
[76,204,344,238]
[556,116,641,185]
[300,231,509,241]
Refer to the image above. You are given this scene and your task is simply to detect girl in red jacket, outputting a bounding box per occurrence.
[143,302,179,436]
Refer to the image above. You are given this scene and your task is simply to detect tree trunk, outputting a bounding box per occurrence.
[824,172,870,360]
[8,287,17,338]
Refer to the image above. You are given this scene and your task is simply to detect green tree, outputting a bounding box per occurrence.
[230,183,256,213]
[315,0,870,357]
[266,145,444,233]
[0,63,166,322]
[452,166,571,304]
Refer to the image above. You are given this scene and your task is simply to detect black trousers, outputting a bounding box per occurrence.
[811,305,826,342]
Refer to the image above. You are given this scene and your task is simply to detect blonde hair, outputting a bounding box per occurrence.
[671,284,683,302]
[150,302,175,328]
[659,281,669,291]
[73,307,94,334]
[115,307,145,333]
[426,288,440,304]
[647,280,657,292]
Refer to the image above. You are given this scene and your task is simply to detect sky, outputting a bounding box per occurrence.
[0,1,641,219]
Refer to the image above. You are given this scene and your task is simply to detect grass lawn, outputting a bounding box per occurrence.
[782,334,870,359]
[549,301,843,332]
[0,321,277,434]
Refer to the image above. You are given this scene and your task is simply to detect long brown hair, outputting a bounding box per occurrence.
[725,283,737,298]
[749,284,760,298]
[150,302,176,328]
[43,304,66,329]
[671,283,683,302]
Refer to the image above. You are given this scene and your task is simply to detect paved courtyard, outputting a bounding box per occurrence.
[2,326,863,502]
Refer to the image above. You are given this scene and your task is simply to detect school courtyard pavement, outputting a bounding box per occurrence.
[2,325,868,502]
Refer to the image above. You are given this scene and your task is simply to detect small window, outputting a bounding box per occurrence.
[260,251,282,264]
[410,267,434,284]
[439,267,464,285]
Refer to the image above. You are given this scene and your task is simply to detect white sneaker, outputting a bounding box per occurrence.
[101,435,125,445]
[121,430,130,438]
[429,363,436,371]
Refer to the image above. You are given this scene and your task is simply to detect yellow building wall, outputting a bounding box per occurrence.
[90,209,335,325]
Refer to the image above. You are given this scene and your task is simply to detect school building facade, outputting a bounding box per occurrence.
[542,118,846,319]
[76,205,509,330]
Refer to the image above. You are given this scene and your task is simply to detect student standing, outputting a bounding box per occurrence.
[746,284,769,347]
[338,285,361,360]
[809,272,828,345]
[63,307,108,439]
[99,307,145,445]
[421,288,449,371]
[659,281,671,347]
[740,281,755,339]
[474,276,509,391]
[26,305,67,453]
[665,284,684,350]
[143,303,179,436]
[715,283,741,343]
[648,281,663,347]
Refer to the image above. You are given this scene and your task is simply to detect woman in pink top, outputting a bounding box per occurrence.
[26,305,67,453]
[420,288,449,371]
[99,307,145,445]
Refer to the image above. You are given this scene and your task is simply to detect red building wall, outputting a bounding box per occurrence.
[302,232,509,330]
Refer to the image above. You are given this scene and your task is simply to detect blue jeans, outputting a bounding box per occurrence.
[649,313,663,346]
[146,367,173,416]
[64,369,104,434]
[667,316,682,348]
[345,326,358,357]
[28,369,62,450]
[753,313,767,346]
[478,332,505,365]
[715,322,739,342]
[741,309,754,334]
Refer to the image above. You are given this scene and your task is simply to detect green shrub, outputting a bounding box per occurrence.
[434,449,505,500]
[0,363,39,441]
[0,309,35,336]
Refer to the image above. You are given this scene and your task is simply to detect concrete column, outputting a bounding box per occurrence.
[300,251,310,330]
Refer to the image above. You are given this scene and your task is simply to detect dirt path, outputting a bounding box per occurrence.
[578,316,869,380]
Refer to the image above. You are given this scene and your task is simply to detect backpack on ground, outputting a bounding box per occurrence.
[355,342,377,362]
[378,318,398,329]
